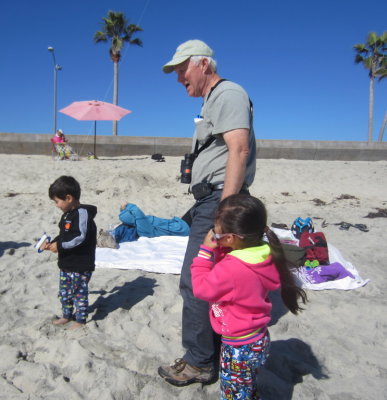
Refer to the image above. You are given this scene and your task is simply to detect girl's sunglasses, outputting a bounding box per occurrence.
[211,229,244,241]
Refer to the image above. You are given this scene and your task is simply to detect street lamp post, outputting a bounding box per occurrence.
[48,46,62,134]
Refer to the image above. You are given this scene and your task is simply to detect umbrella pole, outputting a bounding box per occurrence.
[93,120,98,159]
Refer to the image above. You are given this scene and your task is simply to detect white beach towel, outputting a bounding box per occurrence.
[96,236,188,274]
[95,232,370,290]
[271,227,369,290]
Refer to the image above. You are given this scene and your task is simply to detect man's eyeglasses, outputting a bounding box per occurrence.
[211,229,244,241]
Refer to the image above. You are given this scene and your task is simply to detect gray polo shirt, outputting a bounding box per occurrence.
[191,80,256,187]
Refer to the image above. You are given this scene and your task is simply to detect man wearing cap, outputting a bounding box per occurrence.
[158,39,256,386]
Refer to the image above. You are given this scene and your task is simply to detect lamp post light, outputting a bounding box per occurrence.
[48,46,62,134]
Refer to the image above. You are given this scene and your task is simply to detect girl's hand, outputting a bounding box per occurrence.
[203,229,218,249]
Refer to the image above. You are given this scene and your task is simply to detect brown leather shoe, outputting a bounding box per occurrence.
[158,358,216,386]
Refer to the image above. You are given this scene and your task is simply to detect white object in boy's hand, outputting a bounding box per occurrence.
[35,233,51,253]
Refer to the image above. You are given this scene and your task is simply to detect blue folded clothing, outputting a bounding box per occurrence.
[117,203,190,239]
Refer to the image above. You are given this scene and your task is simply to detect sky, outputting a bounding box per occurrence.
[1,0,386,142]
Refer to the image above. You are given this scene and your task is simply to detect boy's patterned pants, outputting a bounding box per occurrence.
[58,270,92,324]
[220,331,270,400]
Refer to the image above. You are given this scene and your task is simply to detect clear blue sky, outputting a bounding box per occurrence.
[1,0,386,141]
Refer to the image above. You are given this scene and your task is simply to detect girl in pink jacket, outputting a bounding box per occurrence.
[191,194,307,400]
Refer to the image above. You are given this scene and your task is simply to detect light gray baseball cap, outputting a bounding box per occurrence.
[162,39,214,73]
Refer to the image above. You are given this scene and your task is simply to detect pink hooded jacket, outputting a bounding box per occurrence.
[52,133,66,143]
[191,244,280,345]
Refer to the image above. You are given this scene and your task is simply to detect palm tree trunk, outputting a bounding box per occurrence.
[113,61,119,136]
[367,76,374,143]
[378,111,387,142]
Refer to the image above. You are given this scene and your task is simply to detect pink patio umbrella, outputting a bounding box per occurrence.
[59,100,132,158]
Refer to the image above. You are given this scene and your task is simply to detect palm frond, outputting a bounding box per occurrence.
[376,68,387,81]
[367,32,378,46]
[127,24,143,33]
[354,54,364,64]
[94,31,107,43]
[112,37,123,52]
[130,38,143,47]
[354,43,366,52]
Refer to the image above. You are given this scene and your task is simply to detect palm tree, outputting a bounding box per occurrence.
[378,111,387,142]
[94,11,143,136]
[354,31,387,143]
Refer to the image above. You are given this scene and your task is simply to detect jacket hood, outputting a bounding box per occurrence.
[80,204,97,219]
[230,245,280,291]
[252,256,281,291]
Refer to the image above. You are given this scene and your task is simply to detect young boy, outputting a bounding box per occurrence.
[46,176,97,330]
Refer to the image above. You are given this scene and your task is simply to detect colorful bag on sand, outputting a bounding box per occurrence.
[299,232,330,265]
[291,217,314,239]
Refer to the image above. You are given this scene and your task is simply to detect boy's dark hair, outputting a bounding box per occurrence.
[49,176,81,200]
[215,194,307,314]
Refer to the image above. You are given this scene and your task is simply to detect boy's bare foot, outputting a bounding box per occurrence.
[120,202,128,211]
[52,317,71,326]
[67,322,85,330]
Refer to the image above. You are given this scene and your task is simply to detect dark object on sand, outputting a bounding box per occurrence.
[336,194,359,200]
[311,198,326,206]
[333,221,369,232]
[364,208,387,218]
[271,223,289,230]
[281,243,306,267]
[151,153,165,162]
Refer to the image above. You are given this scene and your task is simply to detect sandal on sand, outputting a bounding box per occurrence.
[335,221,351,230]
[353,224,369,232]
[333,221,369,232]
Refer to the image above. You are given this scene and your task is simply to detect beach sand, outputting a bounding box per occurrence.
[0,153,386,399]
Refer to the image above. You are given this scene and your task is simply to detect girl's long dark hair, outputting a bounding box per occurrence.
[215,194,307,314]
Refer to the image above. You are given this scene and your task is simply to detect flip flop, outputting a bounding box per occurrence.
[336,222,352,230]
[353,224,369,232]
[334,221,369,232]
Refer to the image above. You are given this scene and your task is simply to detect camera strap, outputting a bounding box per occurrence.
[206,78,227,102]
[192,79,228,158]
[193,78,253,158]
[193,135,215,158]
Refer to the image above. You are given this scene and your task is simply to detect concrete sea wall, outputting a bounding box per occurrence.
[0,132,386,161]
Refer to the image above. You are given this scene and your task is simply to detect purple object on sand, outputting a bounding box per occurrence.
[302,262,355,284]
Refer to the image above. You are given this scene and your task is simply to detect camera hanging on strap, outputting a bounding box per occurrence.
[180,135,216,184]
